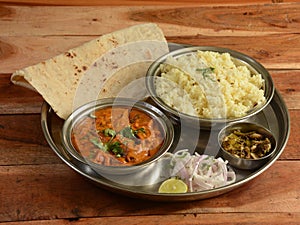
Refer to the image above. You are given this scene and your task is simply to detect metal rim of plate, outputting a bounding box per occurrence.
[40,44,290,202]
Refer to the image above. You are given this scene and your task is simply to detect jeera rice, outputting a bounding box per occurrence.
[155,50,266,119]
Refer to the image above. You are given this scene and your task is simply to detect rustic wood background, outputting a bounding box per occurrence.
[0,0,299,224]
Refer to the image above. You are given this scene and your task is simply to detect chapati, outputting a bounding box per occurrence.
[11,23,169,119]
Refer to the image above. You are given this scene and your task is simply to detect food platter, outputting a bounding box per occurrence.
[41,89,289,201]
[41,44,290,201]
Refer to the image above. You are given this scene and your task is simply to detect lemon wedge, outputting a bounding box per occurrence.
[158,178,188,194]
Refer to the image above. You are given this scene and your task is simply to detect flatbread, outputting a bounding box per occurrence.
[72,40,168,111]
[97,62,152,99]
[11,23,169,119]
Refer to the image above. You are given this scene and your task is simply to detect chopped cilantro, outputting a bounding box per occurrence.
[107,142,124,157]
[103,128,116,137]
[119,126,135,139]
[91,126,145,158]
[133,127,146,135]
[196,67,215,82]
[120,126,146,139]
[90,138,107,151]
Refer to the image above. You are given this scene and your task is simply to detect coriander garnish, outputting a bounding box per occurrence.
[119,126,136,139]
[196,67,216,82]
[91,126,145,157]
[106,141,124,158]
[103,128,116,137]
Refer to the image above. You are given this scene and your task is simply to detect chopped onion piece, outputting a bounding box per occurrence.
[167,149,236,192]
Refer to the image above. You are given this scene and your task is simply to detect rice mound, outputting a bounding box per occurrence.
[155,50,266,119]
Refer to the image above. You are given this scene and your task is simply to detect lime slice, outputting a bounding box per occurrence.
[158,178,188,193]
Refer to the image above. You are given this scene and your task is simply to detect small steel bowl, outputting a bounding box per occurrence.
[61,98,175,175]
[145,46,274,129]
[218,122,277,170]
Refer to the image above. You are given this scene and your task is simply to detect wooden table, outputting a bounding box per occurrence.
[1,0,299,224]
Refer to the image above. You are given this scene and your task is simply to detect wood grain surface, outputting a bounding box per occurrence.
[0,4,299,36]
[0,1,299,224]
[0,0,296,6]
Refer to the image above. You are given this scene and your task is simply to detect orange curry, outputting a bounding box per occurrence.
[71,106,165,166]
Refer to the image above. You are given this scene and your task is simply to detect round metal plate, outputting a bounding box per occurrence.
[40,44,290,201]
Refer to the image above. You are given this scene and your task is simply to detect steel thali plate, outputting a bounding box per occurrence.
[41,90,289,201]
[40,44,290,202]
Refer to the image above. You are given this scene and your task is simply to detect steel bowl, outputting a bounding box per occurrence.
[218,122,277,170]
[61,98,175,175]
[145,46,274,129]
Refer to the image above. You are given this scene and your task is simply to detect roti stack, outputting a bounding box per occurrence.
[11,23,169,119]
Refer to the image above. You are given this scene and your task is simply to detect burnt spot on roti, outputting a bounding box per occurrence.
[65,52,73,58]
[111,62,118,69]
[109,36,119,47]
[65,51,77,58]
[73,65,85,74]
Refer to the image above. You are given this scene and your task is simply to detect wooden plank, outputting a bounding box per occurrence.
[0,108,296,163]
[0,110,300,165]
[0,74,43,114]
[272,70,300,110]
[0,161,299,222]
[1,34,300,74]
[281,109,300,160]
[0,109,297,164]
[168,34,300,70]
[0,3,299,37]
[272,71,300,110]
[0,113,62,165]
[1,213,300,225]
[1,69,300,114]
[0,36,94,74]
[0,0,295,6]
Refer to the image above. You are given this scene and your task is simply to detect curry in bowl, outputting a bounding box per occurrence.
[61,98,174,174]
[72,106,165,166]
